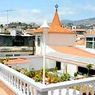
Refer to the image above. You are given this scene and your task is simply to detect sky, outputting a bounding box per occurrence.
[0,0,95,24]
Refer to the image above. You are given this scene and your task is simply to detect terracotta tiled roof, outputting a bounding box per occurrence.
[76,39,85,46]
[86,31,95,36]
[51,46,95,58]
[34,28,43,33]
[26,29,35,34]
[4,58,29,65]
[34,9,74,34]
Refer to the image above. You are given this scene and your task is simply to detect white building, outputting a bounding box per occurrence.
[32,6,95,76]
[4,5,95,76]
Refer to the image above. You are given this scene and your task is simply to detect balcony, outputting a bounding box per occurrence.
[0,63,95,95]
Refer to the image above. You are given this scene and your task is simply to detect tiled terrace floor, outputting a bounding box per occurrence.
[0,81,15,95]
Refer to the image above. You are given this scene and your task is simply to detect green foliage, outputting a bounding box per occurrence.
[0,58,10,64]
[20,68,28,74]
[7,22,39,29]
[46,73,61,83]
[5,57,9,62]
[13,67,72,84]
[74,72,78,77]
[61,73,70,81]
[34,74,42,82]
[53,67,58,73]
[86,64,93,70]
[24,71,31,77]
[0,24,3,28]
[19,68,35,78]
[0,59,5,64]
[49,67,58,73]
[86,64,93,77]
[29,68,35,78]
[15,67,21,72]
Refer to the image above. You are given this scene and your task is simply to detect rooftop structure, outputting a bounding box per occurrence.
[34,5,73,34]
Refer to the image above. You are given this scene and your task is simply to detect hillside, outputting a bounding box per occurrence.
[61,17,95,28]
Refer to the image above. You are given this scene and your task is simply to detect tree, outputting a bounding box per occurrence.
[86,64,93,77]
[0,24,4,32]
[0,24,3,28]
[67,23,73,27]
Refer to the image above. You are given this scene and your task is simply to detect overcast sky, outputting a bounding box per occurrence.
[0,0,95,24]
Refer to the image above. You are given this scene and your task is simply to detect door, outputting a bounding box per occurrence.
[56,61,61,70]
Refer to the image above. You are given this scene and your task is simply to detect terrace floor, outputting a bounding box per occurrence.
[0,81,15,95]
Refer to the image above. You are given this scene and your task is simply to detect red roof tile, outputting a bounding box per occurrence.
[34,8,74,34]
[51,46,95,58]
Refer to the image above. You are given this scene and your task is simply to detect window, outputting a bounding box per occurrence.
[86,37,95,49]
[37,36,41,46]
[86,42,93,48]
[86,37,93,41]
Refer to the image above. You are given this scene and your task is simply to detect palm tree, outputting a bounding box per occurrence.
[86,64,93,77]
[0,24,4,32]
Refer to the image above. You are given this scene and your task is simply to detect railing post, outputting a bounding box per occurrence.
[37,91,48,95]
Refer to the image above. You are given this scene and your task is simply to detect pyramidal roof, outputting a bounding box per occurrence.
[50,7,62,28]
[34,5,74,34]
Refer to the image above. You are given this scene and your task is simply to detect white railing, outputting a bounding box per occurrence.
[0,63,95,95]
[0,63,45,95]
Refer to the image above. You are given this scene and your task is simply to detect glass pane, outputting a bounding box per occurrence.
[86,37,93,41]
[94,42,95,49]
[86,42,93,48]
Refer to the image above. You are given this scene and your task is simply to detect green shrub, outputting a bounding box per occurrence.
[15,67,21,72]
[34,74,42,82]
[29,69,35,78]
[86,64,93,76]
[74,72,78,77]
[46,72,61,83]
[61,73,70,81]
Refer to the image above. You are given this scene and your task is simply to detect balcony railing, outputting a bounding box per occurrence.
[0,63,95,95]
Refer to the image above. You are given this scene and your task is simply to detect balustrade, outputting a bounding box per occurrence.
[0,63,95,95]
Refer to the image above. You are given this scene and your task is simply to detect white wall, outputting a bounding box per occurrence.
[35,33,76,56]
[48,34,76,46]
[11,56,56,70]
[11,56,43,70]
[67,64,78,77]
[46,59,56,69]
[10,56,78,77]
[61,62,67,73]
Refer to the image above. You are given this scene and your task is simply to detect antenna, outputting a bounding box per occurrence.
[1,10,15,25]
[5,10,15,25]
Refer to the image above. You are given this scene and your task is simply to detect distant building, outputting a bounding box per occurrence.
[0,28,35,56]
[85,33,95,49]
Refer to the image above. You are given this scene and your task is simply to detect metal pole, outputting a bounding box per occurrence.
[6,10,8,25]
